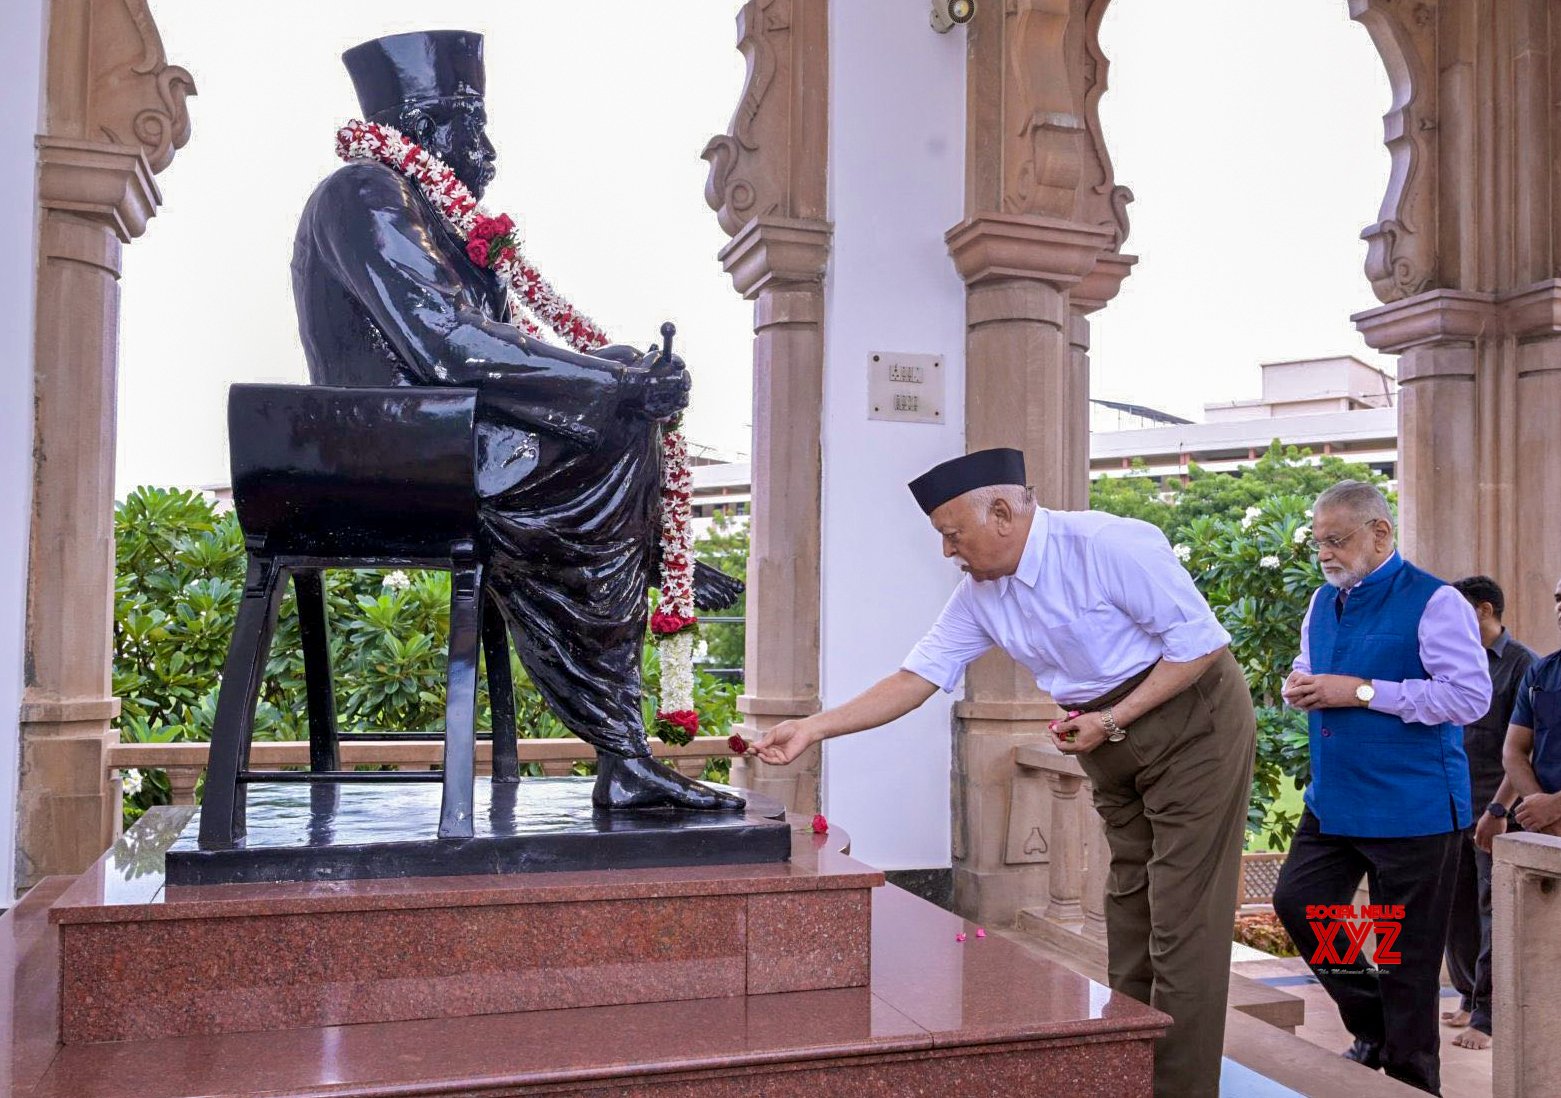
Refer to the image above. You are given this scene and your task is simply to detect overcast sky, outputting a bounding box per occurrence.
[117,0,1391,493]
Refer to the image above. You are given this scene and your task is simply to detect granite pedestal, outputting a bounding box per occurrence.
[2,807,1169,1096]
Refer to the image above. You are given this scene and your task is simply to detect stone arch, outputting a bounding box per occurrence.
[1349,0,1561,649]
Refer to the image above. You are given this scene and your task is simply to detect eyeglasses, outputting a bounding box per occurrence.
[1305,521,1373,554]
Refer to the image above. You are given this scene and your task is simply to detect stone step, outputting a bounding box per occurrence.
[1005,912,1430,1097]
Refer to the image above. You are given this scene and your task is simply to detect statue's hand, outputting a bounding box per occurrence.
[592,343,643,367]
[693,561,745,611]
[621,349,691,421]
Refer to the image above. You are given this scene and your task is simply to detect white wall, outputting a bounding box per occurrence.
[820,2,967,870]
[0,0,47,900]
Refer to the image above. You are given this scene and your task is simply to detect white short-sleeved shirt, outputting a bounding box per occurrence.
[901,509,1230,706]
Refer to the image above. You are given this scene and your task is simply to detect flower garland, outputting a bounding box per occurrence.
[336,120,699,745]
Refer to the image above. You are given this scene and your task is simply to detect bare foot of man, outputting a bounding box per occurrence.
[592,754,746,811]
[1441,1008,1471,1028]
[1452,1028,1491,1050]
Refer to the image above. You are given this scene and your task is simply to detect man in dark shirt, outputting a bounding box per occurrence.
[1441,577,1534,1049]
[1479,576,1561,845]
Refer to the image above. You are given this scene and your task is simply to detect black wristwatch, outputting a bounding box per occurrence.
[1486,802,1509,819]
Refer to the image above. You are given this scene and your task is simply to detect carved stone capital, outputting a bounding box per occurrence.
[1497,280,1561,340]
[718,216,833,299]
[946,213,1114,289]
[1072,251,1138,313]
[1351,283,1561,352]
[37,137,160,242]
[1352,290,1495,353]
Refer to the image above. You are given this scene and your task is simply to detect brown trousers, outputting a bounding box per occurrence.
[1074,648,1256,1098]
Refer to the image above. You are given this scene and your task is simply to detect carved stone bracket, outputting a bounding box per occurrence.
[46,0,195,179]
[1349,0,1439,303]
[965,0,1130,256]
[1072,0,1132,248]
[703,0,827,240]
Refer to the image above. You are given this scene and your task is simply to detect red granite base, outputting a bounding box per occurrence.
[50,808,880,1044]
[2,812,1169,1096]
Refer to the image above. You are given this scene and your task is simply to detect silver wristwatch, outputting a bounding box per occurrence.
[1102,707,1126,743]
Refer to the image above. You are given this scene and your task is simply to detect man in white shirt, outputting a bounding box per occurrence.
[756,448,1256,1098]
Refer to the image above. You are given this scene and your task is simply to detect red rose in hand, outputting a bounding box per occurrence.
[466,238,491,267]
[811,814,828,835]
[728,733,749,755]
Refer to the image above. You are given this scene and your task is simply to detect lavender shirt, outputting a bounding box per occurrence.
[1292,554,1491,726]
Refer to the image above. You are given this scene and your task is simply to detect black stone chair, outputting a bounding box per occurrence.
[199,383,519,848]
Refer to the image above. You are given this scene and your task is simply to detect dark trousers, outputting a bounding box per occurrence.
[1075,648,1256,1098]
[1443,827,1493,1034]
[1273,810,1459,1096]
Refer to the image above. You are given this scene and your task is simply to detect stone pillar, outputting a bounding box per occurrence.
[1350,1,1561,646]
[719,219,831,814]
[942,0,1135,926]
[1491,833,1561,1098]
[16,0,192,888]
[703,0,830,814]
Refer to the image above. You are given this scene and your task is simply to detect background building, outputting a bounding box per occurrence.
[1093,356,1399,483]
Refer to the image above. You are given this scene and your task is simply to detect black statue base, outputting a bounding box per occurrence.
[164,777,790,887]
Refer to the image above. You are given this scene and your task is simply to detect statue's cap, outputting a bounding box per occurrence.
[343,30,486,120]
[908,448,1027,515]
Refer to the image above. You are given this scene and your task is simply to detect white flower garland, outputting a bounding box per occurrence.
[336,119,699,742]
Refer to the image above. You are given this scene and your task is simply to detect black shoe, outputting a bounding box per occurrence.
[1342,1039,1382,1070]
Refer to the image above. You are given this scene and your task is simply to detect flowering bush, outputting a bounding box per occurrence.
[1178,495,1320,846]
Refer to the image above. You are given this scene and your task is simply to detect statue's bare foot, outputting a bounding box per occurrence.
[593,755,746,811]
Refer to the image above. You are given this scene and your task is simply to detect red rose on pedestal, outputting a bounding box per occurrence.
[811,814,828,835]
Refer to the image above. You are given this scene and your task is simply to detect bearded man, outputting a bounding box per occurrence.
[291,30,739,811]
[1275,480,1491,1095]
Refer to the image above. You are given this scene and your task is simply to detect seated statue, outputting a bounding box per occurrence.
[291,29,741,811]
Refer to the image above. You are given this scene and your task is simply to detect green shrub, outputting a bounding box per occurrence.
[114,486,740,825]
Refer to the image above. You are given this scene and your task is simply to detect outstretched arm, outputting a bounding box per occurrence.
[754,670,937,765]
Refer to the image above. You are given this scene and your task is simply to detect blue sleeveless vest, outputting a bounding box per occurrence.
[1303,554,1472,837]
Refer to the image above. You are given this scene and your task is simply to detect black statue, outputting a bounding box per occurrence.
[291,30,742,812]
